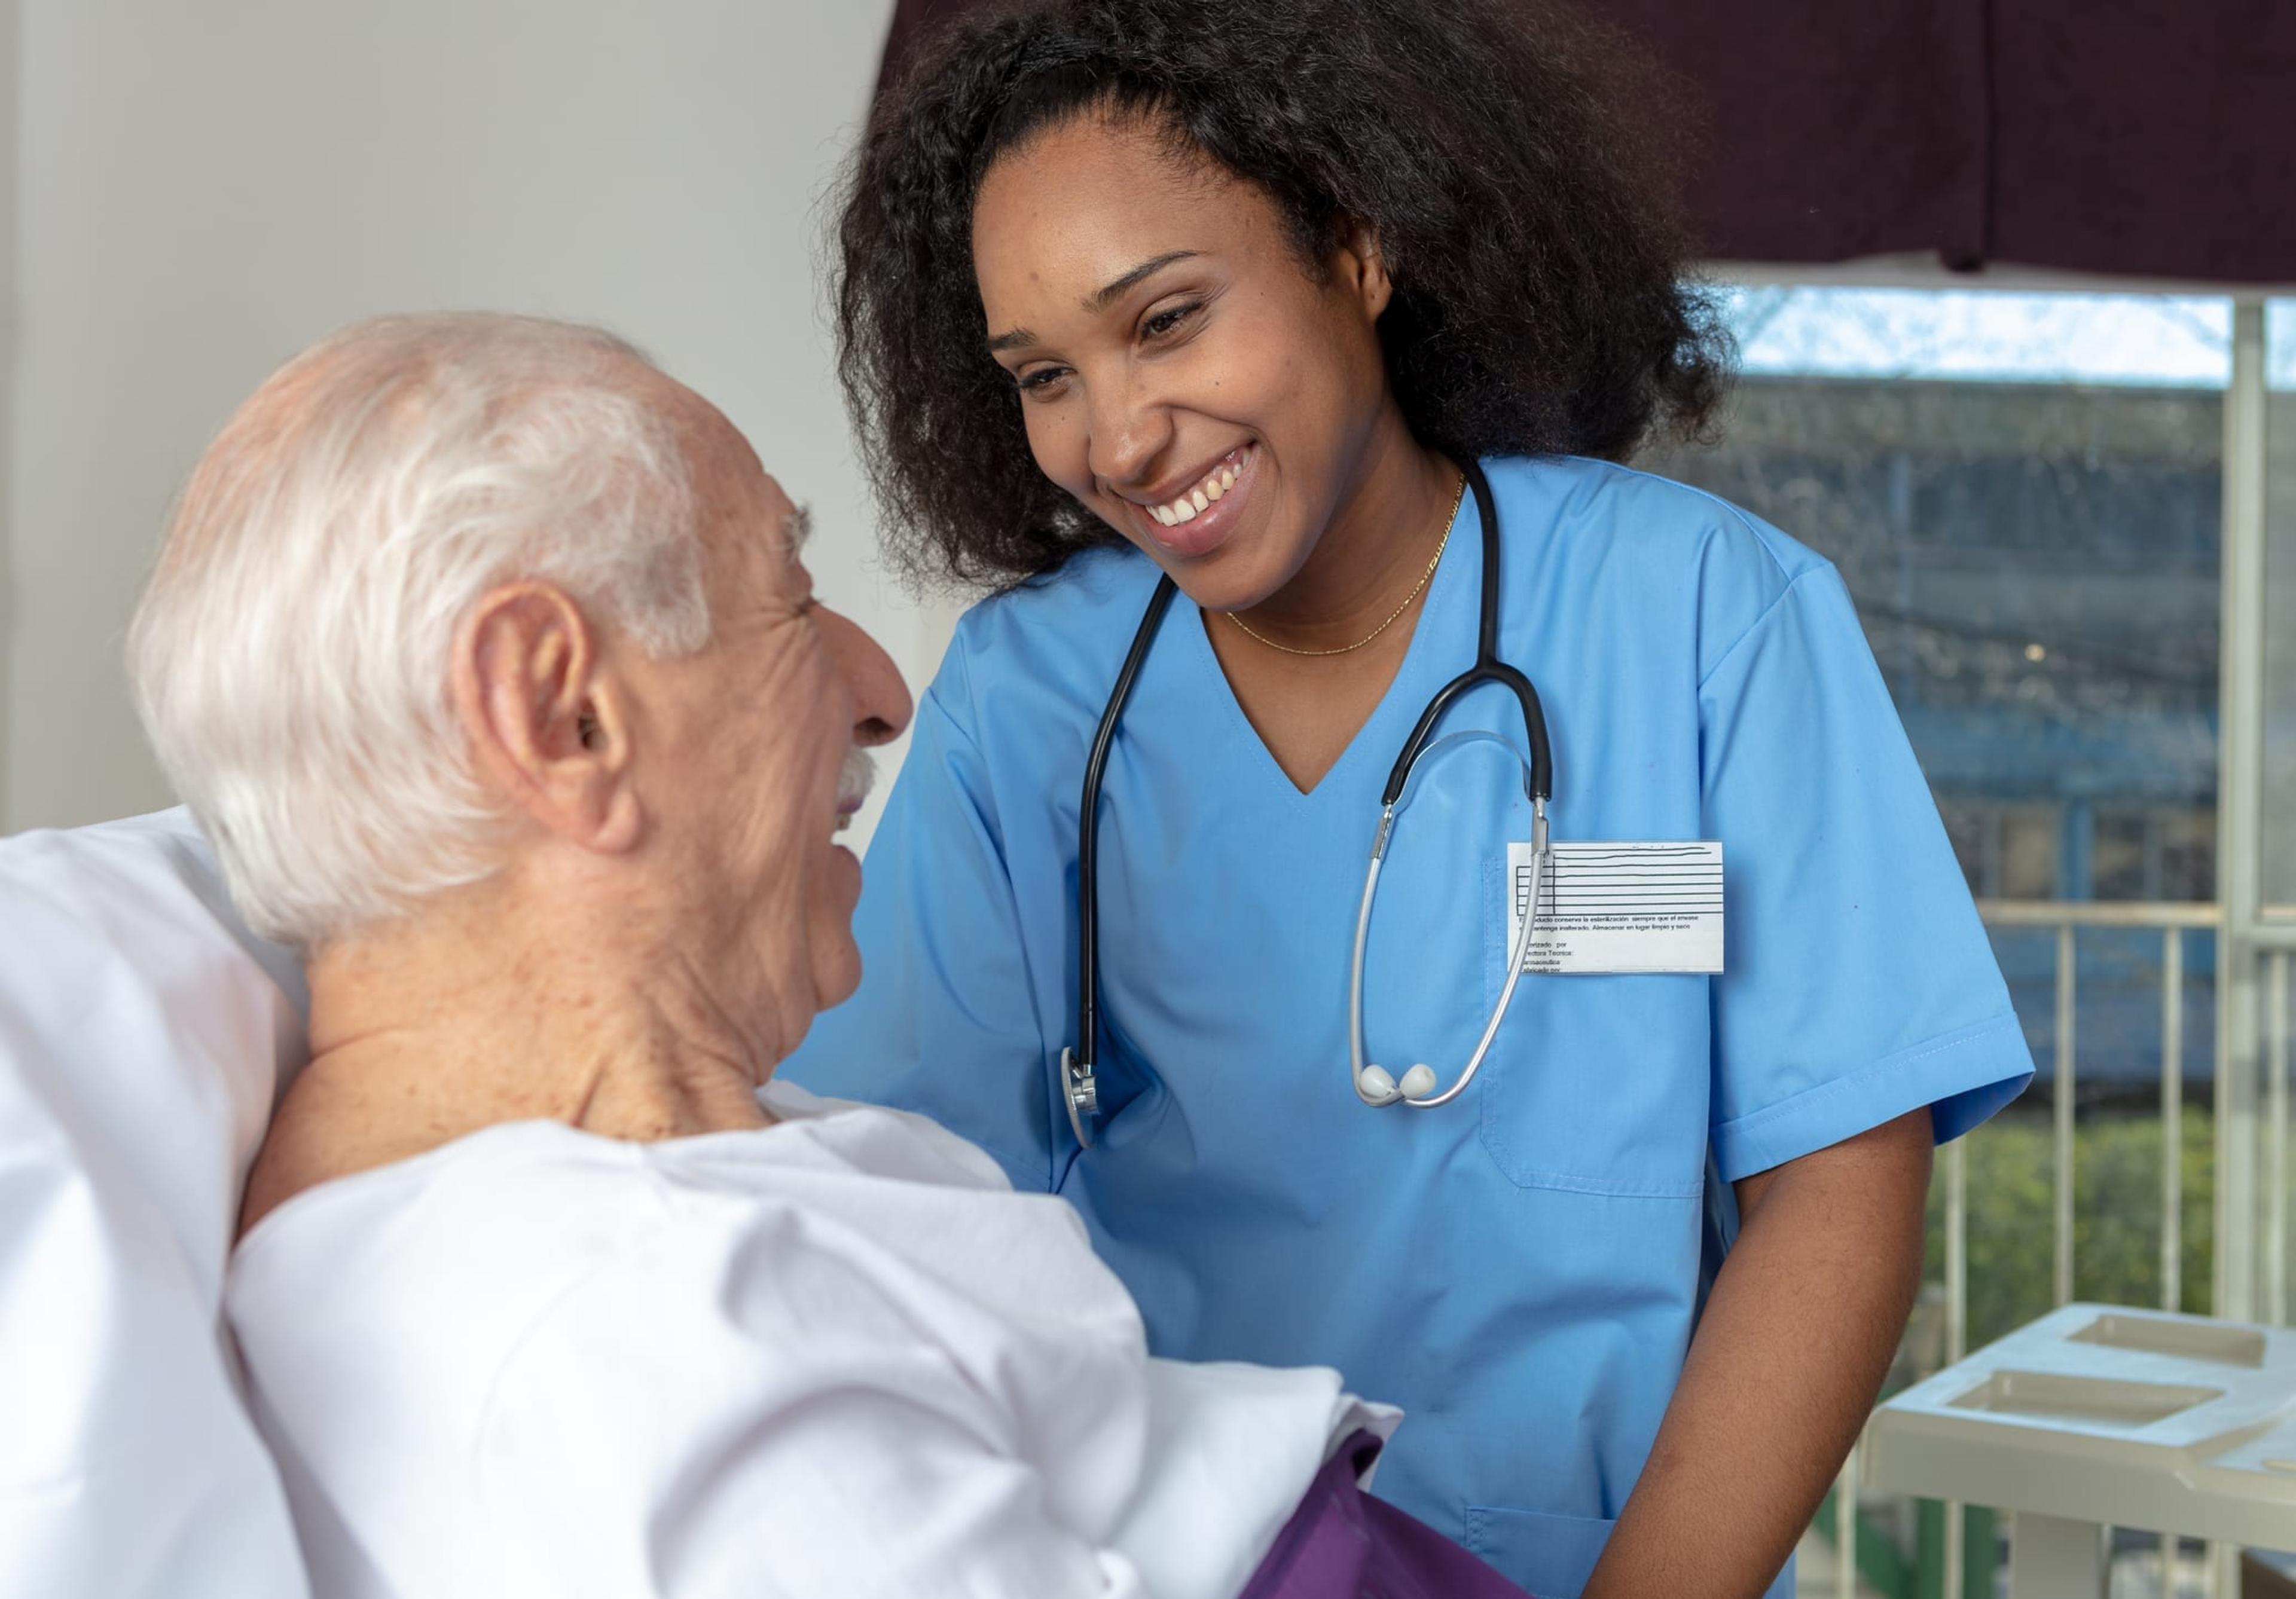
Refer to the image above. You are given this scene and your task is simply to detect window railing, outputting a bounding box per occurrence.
[1968,899,2223,1320]
[1819,900,2294,1599]
[2270,943,2291,1329]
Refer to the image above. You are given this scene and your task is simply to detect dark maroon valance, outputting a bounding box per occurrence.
[877,0,2296,285]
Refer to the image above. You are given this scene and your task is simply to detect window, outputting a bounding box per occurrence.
[1644,288,2227,909]
[1642,286,2225,1134]
[2263,298,2296,913]
[1643,282,2266,1594]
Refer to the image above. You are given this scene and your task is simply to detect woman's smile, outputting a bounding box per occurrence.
[1122,442,1258,560]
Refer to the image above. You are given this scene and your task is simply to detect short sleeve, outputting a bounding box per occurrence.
[1701,564,2032,1182]
[780,682,1059,1193]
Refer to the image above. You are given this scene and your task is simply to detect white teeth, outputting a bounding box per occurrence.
[1143,448,1248,527]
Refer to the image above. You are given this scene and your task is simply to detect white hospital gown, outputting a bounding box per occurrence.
[228,1081,1390,1599]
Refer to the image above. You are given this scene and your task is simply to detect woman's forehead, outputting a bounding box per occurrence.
[972,117,1257,305]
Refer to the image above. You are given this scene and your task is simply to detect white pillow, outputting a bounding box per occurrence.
[0,809,311,1598]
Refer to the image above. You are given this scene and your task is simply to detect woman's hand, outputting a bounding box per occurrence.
[1580,1109,1933,1599]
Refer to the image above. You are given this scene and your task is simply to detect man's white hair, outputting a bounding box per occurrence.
[128,312,709,950]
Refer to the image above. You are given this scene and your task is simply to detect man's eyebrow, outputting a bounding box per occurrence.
[983,250,1205,353]
[784,503,813,549]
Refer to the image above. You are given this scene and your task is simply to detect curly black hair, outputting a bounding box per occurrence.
[836,0,1732,589]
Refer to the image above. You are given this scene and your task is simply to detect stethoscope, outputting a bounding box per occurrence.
[1059,457,1555,1149]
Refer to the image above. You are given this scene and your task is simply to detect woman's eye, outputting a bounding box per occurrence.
[1143,302,1202,340]
[1016,366,1068,393]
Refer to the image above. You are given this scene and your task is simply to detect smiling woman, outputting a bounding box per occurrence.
[786,4,2038,1597]
[839,0,1726,591]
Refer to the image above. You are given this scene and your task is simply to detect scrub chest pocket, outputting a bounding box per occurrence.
[1473,857,1712,1199]
[1476,976,1711,1197]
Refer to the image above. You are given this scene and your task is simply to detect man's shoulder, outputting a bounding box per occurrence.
[228,1123,685,1374]
[228,1109,1024,1366]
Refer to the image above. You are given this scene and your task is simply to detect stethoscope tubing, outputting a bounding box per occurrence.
[1066,456,1552,1146]
[1348,792,1549,1108]
[1064,571,1179,1148]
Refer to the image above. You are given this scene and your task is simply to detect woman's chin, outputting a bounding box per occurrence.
[1162,535,1311,617]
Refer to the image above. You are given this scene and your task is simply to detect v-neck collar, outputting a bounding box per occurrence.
[1176,477,1480,803]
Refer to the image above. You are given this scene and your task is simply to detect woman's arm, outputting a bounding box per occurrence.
[1581,1108,1932,1599]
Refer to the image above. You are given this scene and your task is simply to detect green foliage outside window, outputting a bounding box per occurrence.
[1923,1106,2215,1359]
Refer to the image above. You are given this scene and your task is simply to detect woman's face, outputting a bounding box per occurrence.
[972,112,1399,612]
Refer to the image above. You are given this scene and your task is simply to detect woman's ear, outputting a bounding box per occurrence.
[1330,215,1394,323]
[451,582,643,855]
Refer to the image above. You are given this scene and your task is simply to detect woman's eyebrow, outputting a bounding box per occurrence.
[1085,250,1202,312]
[984,250,1206,353]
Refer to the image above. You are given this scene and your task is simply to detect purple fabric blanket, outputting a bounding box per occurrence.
[1236,1431,1535,1599]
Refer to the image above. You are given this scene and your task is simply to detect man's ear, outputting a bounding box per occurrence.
[1330,215,1394,323]
[450,582,642,854]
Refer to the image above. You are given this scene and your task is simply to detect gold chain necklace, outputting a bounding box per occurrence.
[1223,469,1465,658]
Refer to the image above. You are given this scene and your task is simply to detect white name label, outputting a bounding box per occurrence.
[1506,841,1724,975]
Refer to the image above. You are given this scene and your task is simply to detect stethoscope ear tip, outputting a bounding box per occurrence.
[1355,1062,1442,1108]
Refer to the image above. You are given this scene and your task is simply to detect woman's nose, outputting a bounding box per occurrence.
[1083,375,1174,492]
[819,607,914,748]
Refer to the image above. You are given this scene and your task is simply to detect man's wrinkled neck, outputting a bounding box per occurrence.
[242,860,778,1239]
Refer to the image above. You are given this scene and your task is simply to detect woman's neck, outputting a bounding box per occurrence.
[1234,412,1457,651]
[1201,408,1463,792]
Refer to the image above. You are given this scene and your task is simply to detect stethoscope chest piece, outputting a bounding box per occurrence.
[1060,1047,1098,1149]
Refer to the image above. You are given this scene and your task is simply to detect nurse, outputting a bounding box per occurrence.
[790,0,2034,1594]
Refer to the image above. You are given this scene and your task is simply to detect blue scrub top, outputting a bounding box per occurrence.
[786,455,2032,1598]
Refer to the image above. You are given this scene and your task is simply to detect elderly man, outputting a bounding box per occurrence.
[126,314,1533,1599]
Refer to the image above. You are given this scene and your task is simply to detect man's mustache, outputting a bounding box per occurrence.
[838,744,877,815]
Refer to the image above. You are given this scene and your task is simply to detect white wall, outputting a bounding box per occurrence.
[2,0,955,845]
[0,0,18,817]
